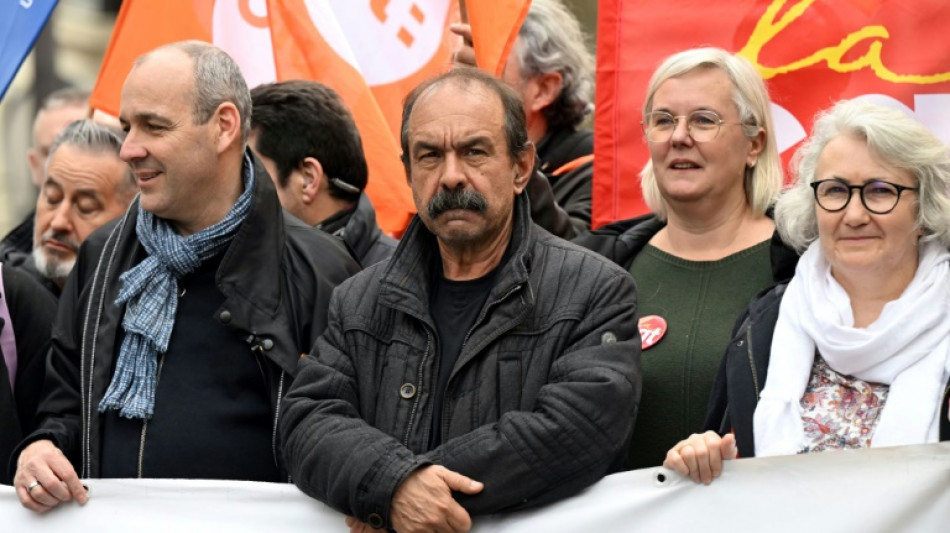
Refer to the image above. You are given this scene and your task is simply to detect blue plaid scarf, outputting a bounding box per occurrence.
[98,157,255,419]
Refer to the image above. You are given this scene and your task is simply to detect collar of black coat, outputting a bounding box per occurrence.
[535,126,593,175]
[212,149,286,317]
[315,193,382,261]
[122,150,286,318]
[110,151,289,370]
[378,192,534,321]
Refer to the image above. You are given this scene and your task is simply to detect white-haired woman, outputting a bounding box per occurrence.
[576,47,797,469]
[666,99,950,484]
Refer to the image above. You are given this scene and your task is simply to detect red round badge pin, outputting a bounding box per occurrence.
[638,315,668,350]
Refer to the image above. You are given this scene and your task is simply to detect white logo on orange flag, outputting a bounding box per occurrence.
[212,0,277,90]
[209,1,452,109]
[265,0,466,234]
[313,1,450,85]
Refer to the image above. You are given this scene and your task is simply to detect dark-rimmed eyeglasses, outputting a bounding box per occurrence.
[810,179,919,215]
[641,110,747,143]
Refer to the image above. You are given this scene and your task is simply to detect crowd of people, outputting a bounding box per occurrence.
[0,0,948,531]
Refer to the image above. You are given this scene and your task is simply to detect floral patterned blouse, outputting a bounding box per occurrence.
[798,355,889,454]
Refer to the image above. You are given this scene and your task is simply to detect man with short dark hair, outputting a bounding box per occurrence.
[3,119,137,296]
[280,68,640,533]
[250,80,396,267]
[0,88,90,259]
[13,41,359,513]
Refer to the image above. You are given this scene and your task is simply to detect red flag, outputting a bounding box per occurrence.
[594,0,950,228]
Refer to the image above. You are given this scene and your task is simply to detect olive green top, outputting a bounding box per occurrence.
[627,240,773,469]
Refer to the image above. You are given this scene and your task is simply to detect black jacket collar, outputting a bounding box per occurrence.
[379,193,534,321]
[536,126,593,175]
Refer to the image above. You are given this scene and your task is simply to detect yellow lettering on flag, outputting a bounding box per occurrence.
[739,0,950,84]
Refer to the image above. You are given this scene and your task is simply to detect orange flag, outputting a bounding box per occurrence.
[464,0,531,76]
[90,1,528,235]
[89,1,212,116]
[265,0,431,233]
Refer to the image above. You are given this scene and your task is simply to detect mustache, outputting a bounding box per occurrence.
[427,188,488,219]
[41,229,80,252]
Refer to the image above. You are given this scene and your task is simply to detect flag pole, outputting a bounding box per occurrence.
[458,0,473,46]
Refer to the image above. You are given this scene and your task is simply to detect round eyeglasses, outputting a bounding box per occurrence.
[810,179,919,215]
[641,110,747,143]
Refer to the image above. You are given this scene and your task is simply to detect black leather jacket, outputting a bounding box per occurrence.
[17,153,360,478]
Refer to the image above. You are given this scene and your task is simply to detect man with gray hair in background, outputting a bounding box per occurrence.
[0,88,90,259]
[2,119,137,296]
[12,40,358,513]
[453,0,595,238]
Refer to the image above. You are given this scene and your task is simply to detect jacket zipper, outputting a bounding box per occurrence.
[745,326,760,400]
[137,354,166,478]
[81,210,130,478]
[272,370,286,478]
[246,340,284,473]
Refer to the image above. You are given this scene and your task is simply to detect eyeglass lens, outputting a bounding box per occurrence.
[814,180,903,213]
[643,111,722,143]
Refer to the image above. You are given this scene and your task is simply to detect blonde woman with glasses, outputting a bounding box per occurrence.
[575,47,797,469]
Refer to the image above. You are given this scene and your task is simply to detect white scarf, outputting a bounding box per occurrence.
[754,239,950,456]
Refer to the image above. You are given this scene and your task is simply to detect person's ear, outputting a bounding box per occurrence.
[525,72,563,113]
[298,156,325,204]
[401,153,413,187]
[213,102,242,153]
[512,142,536,194]
[27,148,44,187]
[746,127,766,168]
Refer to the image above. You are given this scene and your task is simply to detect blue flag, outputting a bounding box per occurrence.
[0,0,59,102]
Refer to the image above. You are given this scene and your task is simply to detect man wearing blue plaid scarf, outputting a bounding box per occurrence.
[12,41,360,513]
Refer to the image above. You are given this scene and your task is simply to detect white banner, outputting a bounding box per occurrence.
[2,443,948,531]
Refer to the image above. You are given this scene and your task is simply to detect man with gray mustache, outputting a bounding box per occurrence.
[280,68,642,533]
[3,119,136,296]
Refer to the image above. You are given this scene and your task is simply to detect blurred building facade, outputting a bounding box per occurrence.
[0,0,118,235]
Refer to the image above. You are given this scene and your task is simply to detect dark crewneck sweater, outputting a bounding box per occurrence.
[100,253,279,481]
[627,240,773,468]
